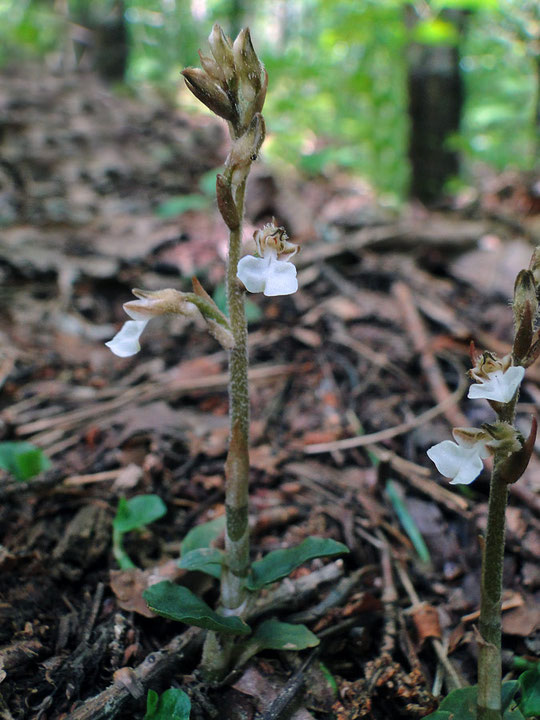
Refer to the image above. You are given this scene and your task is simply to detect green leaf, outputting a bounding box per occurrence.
[252,619,319,651]
[519,669,540,717]
[0,441,51,481]
[144,688,191,720]
[246,536,349,591]
[178,548,223,579]
[180,516,226,556]
[424,684,525,720]
[113,495,167,534]
[155,194,211,218]
[143,581,251,636]
[385,481,431,564]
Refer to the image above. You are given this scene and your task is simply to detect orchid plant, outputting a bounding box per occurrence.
[106,25,347,680]
[426,259,540,720]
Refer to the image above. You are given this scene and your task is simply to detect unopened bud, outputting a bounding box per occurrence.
[125,288,199,319]
[226,113,266,185]
[513,269,537,363]
[216,174,240,230]
[233,28,263,101]
[208,24,236,86]
[182,67,236,122]
[198,50,225,86]
[495,417,537,484]
[528,245,540,286]
[523,329,540,368]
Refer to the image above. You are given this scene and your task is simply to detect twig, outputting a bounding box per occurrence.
[304,375,467,453]
[395,561,463,692]
[254,649,319,720]
[392,281,468,429]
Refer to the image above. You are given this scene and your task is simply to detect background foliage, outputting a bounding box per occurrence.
[0,0,537,200]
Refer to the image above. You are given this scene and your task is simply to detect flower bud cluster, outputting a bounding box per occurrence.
[182,24,267,136]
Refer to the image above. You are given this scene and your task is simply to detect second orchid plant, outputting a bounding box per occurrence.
[427,259,539,720]
[106,25,347,680]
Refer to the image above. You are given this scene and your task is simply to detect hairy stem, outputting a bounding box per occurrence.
[477,392,518,720]
[222,178,250,611]
[477,468,507,720]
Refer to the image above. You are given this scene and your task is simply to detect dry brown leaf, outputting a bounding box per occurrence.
[109,560,183,617]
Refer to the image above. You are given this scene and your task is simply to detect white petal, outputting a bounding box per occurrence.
[468,366,525,403]
[263,257,298,296]
[427,440,484,485]
[237,255,270,293]
[105,320,148,357]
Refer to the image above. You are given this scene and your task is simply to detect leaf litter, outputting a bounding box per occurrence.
[0,65,539,719]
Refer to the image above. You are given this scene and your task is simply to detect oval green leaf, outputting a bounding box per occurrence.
[252,619,319,651]
[246,536,349,591]
[178,547,223,579]
[144,688,191,720]
[143,581,251,636]
[180,516,226,556]
[0,441,52,482]
[113,494,167,534]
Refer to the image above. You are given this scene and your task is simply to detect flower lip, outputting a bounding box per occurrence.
[467,366,525,404]
[427,439,485,485]
[105,320,148,358]
[237,246,298,297]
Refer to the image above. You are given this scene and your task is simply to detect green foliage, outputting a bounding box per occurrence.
[250,618,319,651]
[112,494,167,569]
[246,536,349,591]
[385,480,431,564]
[0,441,51,481]
[143,580,251,635]
[0,1,536,196]
[144,688,191,720]
[518,666,540,718]
[424,682,526,719]
[178,547,224,579]
[155,195,212,219]
[180,516,226,556]
[113,494,167,534]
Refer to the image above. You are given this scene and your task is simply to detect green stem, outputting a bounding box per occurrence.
[477,468,507,720]
[222,178,250,611]
[477,391,519,720]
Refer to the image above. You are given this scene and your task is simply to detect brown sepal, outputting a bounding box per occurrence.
[497,416,537,484]
[513,301,534,364]
[216,173,240,229]
[182,68,236,122]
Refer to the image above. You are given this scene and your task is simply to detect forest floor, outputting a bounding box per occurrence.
[0,66,539,720]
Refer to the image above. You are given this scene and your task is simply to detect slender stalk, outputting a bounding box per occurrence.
[477,394,518,720]
[222,178,250,611]
[477,467,507,720]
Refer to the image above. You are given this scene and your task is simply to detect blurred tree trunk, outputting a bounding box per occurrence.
[71,0,128,82]
[406,10,467,204]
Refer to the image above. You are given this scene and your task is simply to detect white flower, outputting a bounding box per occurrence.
[237,222,299,297]
[105,309,149,357]
[427,429,491,485]
[237,248,298,296]
[468,366,525,404]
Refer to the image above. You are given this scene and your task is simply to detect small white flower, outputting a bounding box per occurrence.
[105,316,149,357]
[237,222,299,297]
[427,429,490,485]
[237,248,298,296]
[468,366,525,404]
